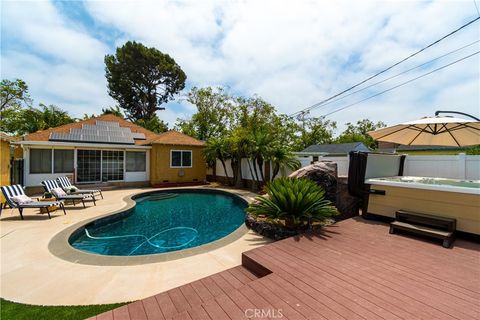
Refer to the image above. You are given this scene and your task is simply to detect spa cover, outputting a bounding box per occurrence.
[368,116,480,147]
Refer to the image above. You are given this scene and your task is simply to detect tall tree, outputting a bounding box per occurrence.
[101,106,124,117]
[105,41,186,121]
[203,137,231,180]
[336,119,386,149]
[297,117,337,151]
[175,87,233,141]
[2,104,75,135]
[0,79,32,112]
[134,115,168,134]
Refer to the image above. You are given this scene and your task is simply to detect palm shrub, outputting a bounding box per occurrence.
[246,177,337,228]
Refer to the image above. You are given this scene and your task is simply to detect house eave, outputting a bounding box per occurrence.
[12,140,152,149]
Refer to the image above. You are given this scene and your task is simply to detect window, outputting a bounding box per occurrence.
[171,150,192,168]
[126,151,146,172]
[30,149,52,174]
[54,149,74,173]
[101,150,124,181]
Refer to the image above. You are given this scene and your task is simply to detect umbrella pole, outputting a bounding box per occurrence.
[435,110,480,121]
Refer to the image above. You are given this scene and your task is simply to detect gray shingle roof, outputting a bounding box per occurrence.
[301,142,370,154]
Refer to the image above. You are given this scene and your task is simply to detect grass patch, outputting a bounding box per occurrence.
[0,298,128,320]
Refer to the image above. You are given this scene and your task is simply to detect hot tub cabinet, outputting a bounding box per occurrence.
[365,177,480,235]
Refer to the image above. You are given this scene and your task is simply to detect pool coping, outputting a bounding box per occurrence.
[48,187,253,266]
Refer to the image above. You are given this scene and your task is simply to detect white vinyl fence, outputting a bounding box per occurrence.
[208,154,480,181]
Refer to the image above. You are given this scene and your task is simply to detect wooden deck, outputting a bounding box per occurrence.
[91,217,480,320]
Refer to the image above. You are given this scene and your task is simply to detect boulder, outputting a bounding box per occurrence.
[289,161,337,203]
[289,161,359,221]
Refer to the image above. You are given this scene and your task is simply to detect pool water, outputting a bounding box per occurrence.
[70,190,247,256]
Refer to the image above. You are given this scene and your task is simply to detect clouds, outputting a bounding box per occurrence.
[1,0,479,132]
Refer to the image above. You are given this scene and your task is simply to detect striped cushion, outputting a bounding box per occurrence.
[41,180,60,192]
[57,176,72,189]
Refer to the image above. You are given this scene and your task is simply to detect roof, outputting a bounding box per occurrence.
[151,130,205,146]
[20,114,204,146]
[302,142,369,154]
[0,132,18,142]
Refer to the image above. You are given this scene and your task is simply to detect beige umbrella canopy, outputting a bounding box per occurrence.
[368,116,480,147]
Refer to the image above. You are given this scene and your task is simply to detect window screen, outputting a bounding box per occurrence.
[126,151,146,172]
[171,150,192,168]
[54,149,74,173]
[30,149,52,174]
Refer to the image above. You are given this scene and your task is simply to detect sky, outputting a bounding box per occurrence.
[1,0,479,134]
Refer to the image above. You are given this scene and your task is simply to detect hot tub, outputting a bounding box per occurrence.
[365,176,480,235]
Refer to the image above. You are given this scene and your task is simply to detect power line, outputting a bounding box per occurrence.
[294,40,480,115]
[320,50,479,117]
[290,16,480,118]
[474,0,480,17]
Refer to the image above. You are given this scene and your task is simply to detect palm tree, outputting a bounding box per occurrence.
[203,137,230,181]
[228,129,252,188]
[270,146,301,180]
[250,128,274,183]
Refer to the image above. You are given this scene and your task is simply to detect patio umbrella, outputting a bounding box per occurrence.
[368,116,480,147]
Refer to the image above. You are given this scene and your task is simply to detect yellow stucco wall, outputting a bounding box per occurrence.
[13,146,23,159]
[0,140,11,202]
[150,145,206,185]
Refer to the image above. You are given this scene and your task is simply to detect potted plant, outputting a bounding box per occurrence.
[43,192,53,199]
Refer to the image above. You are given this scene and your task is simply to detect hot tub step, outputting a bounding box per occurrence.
[390,210,456,248]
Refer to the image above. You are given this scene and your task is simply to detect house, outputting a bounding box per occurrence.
[0,133,16,202]
[12,114,206,193]
[297,142,370,162]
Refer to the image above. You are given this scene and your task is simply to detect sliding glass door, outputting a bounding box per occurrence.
[76,150,124,183]
[77,150,101,182]
[101,150,124,181]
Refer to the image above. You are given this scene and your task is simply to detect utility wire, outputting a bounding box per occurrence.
[474,0,480,16]
[295,40,480,115]
[319,50,479,117]
[290,16,480,118]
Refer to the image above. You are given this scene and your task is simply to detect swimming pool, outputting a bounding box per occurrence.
[69,189,247,256]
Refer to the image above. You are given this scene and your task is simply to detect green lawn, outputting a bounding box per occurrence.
[0,298,128,320]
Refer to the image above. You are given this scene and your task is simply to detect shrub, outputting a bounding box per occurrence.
[246,177,337,228]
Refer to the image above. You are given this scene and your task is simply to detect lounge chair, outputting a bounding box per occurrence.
[56,176,103,200]
[1,184,66,220]
[41,180,96,207]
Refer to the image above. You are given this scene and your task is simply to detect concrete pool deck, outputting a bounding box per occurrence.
[0,186,271,306]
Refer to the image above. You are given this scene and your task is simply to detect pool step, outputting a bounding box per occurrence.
[136,193,178,202]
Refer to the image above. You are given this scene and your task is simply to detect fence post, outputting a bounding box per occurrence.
[458,153,466,179]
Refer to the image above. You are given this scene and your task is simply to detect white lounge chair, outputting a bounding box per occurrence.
[1,184,66,219]
[56,176,103,200]
[42,179,95,207]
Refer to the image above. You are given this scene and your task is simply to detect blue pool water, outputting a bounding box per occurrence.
[69,190,247,256]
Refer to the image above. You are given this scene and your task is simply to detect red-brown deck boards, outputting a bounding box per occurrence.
[285,228,480,310]
[142,296,165,320]
[127,301,148,320]
[112,305,130,320]
[185,306,210,320]
[190,280,214,303]
[276,237,478,317]
[95,310,113,320]
[93,217,480,320]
